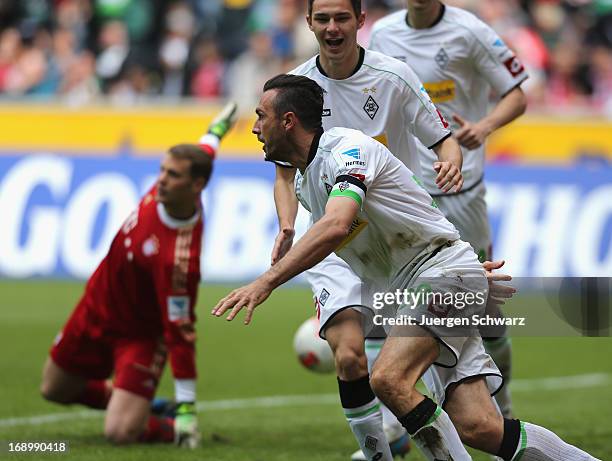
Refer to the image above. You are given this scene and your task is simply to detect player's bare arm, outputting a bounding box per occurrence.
[212,196,359,324]
[432,136,464,193]
[272,165,298,264]
[453,86,527,150]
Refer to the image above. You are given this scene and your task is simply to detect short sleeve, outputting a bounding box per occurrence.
[328,140,380,209]
[468,19,528,96]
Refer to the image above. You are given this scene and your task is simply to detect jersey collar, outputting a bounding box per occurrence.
[306,127,325,168]
[316,46,365,79]
[405,3,445,29]
[157,202,200,229]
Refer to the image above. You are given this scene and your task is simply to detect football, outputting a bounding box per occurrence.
[293,317,335,374]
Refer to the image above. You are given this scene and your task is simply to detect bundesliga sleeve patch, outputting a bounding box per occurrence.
[503,55,525,77]
[330,174,367,207]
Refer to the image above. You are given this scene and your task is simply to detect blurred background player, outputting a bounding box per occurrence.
[369,0,529,421]
[39,102,237,447]
[271,0,463,457]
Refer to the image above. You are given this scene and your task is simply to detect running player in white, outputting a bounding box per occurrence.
[369,0,529,420]
[213,74,599,461]
[271,0,464,457]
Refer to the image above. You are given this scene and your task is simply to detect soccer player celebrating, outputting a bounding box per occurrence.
[369,0,529,419]
[272,0,464,456]
[213,74,599,461]
[40,103,237,447]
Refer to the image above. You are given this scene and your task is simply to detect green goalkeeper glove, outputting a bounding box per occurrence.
[207,101,238,140]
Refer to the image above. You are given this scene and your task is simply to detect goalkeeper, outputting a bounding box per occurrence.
[39,103,237,447]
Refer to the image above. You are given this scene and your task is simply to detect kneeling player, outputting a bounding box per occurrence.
[40,103,236,447]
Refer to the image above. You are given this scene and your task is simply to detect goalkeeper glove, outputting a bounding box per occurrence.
[207,101,238,140]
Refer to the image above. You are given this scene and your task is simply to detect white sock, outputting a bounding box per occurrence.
[485,336,513,417]
[399,397,471,461]
[345,398,393,461]
[510,421,600,461]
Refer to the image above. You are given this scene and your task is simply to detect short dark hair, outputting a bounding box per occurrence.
[263,74,324,133]
[308,0,361,17]
[168,144,214,183]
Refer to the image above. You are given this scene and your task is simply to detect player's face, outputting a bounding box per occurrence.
[308,0,365,63]
[156,154,197,206]
[252,89,290,162]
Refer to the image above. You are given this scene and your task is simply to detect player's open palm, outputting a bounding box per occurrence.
[452,114,489,150]
[211,279,272,324]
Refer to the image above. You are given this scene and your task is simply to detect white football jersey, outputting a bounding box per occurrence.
[370,6,528,193]
[290,48,451,177]
[296,127,459,290]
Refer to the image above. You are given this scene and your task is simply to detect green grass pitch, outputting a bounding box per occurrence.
[0,280,610,460]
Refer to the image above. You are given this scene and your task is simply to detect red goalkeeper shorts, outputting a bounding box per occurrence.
[50,306,167,400]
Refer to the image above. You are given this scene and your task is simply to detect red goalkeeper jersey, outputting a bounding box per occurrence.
[75,185,202,379]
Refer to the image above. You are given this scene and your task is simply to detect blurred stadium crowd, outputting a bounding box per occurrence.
[0,0,610,114]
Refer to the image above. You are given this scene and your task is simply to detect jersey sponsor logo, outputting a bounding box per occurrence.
[423,80,456,103]
[434,48,450,69]
[322,108,331,117]
[335,217,368,251]
[142,234,159,256]
[503,56,525,77]
[319,288,330,306]
[341,148,361,160]
[168,295,190,321]
[493,38,505,47]
[344,160,367,167]
[363,95,379,120]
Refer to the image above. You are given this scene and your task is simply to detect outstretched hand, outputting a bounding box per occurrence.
[483,259,516,307]
[211,279,273,324]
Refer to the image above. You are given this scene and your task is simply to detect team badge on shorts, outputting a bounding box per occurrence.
[168,296,190,321]
[319,289,330,306]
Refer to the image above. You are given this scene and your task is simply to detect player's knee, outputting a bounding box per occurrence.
[370,366,401,403]
[104,423,141,445]
[455,411,503,448]
[333,345,367,380]
[40,380,69,404]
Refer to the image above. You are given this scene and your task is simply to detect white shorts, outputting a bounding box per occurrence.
[422,336,503,407]
[434,180,491,262]
[392,240,488,363]
[306,252,373,340]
